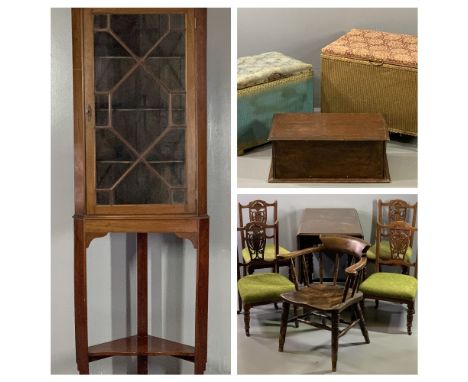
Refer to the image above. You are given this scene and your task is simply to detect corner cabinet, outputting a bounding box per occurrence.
[72,8,209,374]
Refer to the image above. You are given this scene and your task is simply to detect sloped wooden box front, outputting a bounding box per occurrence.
[321,29,417,136]
[268,113,390,183]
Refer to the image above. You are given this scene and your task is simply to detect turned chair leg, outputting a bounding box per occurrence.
[244,305,251,336]
[274,302,279,310]
[331,312,339,372]
[407,301,415,335]
[237,292,242,314]
[355,303,370,343]
[278,302,290,352]
[374,299,379,309]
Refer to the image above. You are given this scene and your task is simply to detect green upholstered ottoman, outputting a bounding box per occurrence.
[321,29,417,136]
[237,52,313,155]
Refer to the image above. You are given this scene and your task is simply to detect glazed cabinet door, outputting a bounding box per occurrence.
[78,9,200,215]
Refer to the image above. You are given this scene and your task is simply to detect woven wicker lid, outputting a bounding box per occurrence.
[321,29,417,68]
[237,51,313,90]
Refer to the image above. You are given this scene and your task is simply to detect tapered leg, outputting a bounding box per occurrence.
[274,302,279,310]
[331,312,339,372]
[279,302,290,352]
[374,299,379,309]
[355,303,370,343]
[137,233,148,374]
[293,305,299,328]
[244,305,251,336]
[195,218,209,374]
[74,219,89,374]
[407,301,415,335]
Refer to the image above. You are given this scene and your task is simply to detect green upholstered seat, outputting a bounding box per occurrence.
[237,273,295,305]
[360,272,417,300]
[367,241,413,262]
[242,243,290,263]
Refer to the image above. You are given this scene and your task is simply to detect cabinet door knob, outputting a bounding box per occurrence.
[86,105,92,122]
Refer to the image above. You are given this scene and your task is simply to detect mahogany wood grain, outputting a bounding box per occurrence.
[83,217,199,235]
[195,217,209,374]
[268,113,390,183]
[91,8,192,14]
[278,235,370,372]
[269,113,388,141]
[195,8,207,215]
[184,8,198,213]
[76,8,201,215]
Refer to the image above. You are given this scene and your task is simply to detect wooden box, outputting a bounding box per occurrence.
[71,9,210,374]
[237,52,313,155]
[321,29,417,136]
[268,113,390,183]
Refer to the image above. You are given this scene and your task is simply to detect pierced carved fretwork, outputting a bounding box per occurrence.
[85,232,109,248]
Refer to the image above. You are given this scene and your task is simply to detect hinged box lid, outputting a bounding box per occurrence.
[269,113,389,142]
[321,29,417,69]
[237,51,313,90]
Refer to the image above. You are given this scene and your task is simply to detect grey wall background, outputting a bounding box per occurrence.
[238,8,417,107]
[51,8,231,374]
[237,194,418,269]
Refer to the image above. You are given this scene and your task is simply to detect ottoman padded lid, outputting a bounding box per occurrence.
[237,51,312,90]
[321,29,417,68]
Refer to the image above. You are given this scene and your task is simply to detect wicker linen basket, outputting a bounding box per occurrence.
[321,29,417,136]
[237,52,313,155]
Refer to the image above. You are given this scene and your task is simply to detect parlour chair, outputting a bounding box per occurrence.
[238,200,290,275]
[360,221,418,335]
[367,199,417,275]
[278,235,370,372]
[237,221,298,336]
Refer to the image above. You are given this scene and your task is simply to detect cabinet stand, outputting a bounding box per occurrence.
[74,215,209,374]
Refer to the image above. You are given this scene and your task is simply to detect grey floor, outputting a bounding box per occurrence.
[237,138,417,188]
[237,300,417,374]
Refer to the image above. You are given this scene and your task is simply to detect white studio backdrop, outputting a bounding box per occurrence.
[51,8,231,374]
